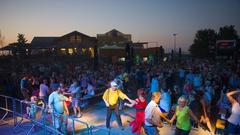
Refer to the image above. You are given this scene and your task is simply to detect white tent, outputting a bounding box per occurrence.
[99,44,124,49]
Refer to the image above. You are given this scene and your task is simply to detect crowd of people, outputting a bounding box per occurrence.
[102,59,240,135]
[0,58,240,134]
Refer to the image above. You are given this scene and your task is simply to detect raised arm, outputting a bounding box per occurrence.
[226,90,240,104]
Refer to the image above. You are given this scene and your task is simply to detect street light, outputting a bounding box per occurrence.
[173,33,177,53]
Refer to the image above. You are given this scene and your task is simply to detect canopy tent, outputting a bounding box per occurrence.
[99,44,124,49]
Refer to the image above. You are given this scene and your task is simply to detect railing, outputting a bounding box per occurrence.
[0,94,111,135]
[90,125,110,135]
[0,95,65,135]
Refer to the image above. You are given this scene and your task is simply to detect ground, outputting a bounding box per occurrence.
[0,101,213,135]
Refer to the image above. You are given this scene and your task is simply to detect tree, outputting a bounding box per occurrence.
[189,29,217,58]
[17,33,28,56]
[17,33,28,46]
[0,30,5,55]
[218,25,239,40]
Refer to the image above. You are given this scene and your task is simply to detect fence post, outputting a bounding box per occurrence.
[20,100,23,120]
[12,97,16,125]
[90,125,92,135]
[87,124,90,135]
[72,118,75,135]
[0,96,9,123]
[42,107,47,135]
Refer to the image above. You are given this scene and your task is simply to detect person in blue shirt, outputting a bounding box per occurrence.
[48,87,70,133]
[159,87,171,115]
[20,75,30,101]
[150,74,159,93]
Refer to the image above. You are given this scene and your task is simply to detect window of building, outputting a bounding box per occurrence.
[70,35,81,44]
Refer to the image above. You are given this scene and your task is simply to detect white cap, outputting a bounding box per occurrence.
[110,81,118,87]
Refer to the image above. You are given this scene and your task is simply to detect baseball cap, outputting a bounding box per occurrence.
[110,81,118,87]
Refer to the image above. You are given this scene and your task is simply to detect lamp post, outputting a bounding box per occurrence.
[173,33,177,53]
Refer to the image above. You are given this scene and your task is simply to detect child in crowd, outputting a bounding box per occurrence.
[24,96,37,119]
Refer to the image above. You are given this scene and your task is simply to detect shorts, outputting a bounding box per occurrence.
[72,98,79,107]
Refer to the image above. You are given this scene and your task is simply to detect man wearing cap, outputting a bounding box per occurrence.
[103,81,134,129]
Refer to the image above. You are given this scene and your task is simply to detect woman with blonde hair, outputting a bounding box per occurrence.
[170,96,199,135]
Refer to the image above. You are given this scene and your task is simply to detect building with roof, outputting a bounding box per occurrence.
[30,31,97,55]
[1,29,165,64]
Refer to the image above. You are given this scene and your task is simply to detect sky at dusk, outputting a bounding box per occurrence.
[0,0,240,52]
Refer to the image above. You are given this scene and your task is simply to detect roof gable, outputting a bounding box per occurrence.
[59,31,92,39]
[105,29,125,37]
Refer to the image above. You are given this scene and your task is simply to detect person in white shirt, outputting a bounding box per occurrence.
[81,81,95,107]
[144,92,170,135]
[226,89,240,135]
[39,79,49,104]
[67,80,82,118]
[85,81,95,97]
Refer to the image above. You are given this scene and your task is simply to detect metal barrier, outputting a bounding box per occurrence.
[90,125,110,135]
[0,95,13,126]
[0,94,112,135]
[0,95,64,135]
[0,95,89,134]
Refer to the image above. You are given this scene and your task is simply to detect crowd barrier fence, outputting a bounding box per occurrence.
[0,94,111,135]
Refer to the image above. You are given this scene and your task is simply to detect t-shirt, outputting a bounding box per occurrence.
[186,73,194,83]
[39,83,49,97]
[48,91,67,114]
[68,85,81,99]
[228,102,240,125]
[159,92,171,112]
[145,100,161,126]
[193,75,202,88]
[86,84,95,96]
[81,77,88,88]
[176,106,191,131]
[20,79,28,90]
[102,88,127,106]
[179,69,185,79]
[150,78,159,93]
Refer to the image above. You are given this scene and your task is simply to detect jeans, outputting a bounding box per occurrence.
[106,104,122,128]
[144,125,159,135]
[52,112,66,134]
